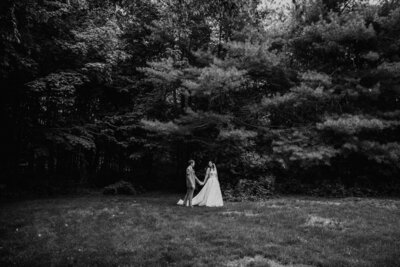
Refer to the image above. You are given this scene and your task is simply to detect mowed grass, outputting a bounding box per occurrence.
[1,193,400,267]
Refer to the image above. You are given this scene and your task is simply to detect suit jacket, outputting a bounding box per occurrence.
[186,166,197,189]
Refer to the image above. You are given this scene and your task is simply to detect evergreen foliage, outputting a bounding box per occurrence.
[1,0,399,197]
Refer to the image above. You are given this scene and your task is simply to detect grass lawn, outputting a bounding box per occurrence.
[1,193,400,267]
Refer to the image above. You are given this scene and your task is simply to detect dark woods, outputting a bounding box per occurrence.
[1,0,399,198]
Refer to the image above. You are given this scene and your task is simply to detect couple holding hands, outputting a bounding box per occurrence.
[177,160,224,207]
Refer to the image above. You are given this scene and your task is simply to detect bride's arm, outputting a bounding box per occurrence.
[203,168,210,184]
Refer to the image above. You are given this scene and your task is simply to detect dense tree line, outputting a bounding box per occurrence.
[0,0,399,197]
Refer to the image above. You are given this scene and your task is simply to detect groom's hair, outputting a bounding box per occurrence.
[188,159,195,165]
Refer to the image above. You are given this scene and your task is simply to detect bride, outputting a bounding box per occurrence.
[178,161,224,207]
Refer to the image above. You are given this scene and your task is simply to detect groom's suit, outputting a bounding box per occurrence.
[183,165,203,207]
[186,166,197,189]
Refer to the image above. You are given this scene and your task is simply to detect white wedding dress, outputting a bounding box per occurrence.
[178,168,224,207]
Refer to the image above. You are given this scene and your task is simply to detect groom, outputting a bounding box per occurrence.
[183,160,203,208]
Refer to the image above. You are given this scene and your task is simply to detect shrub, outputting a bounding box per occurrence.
[223,176,275,202]
[276,179,380,197]
[103,181,142,195]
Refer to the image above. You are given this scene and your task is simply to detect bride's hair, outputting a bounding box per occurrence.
[210,162,216,170]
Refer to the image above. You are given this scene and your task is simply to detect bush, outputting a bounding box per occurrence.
[276,178,382,197]
[103,181,142,195]
[223,176,275,202]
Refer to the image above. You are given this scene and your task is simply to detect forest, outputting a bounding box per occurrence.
[1,0,400,198]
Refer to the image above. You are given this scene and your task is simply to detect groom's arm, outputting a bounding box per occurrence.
[195,177,203,186]
[194,174,204,186]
